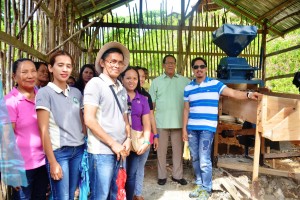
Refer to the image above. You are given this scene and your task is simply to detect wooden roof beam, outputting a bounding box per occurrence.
[33,0,54,19]
[88,22,264,33]
[217,0,283,36]
[256,0,297,21]
[268,10,300,29]
[183,0,202,21]
[89,0,96,7]
[75,0,130,21]
[68,0,83,19]
[0,31,48,62]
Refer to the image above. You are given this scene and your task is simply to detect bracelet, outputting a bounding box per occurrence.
[143,140,150,145]
[247,92,253,99]
[127,136,131,140]
[153,134,159,139]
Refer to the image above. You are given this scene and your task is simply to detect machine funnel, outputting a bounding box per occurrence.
[212,24,257,57]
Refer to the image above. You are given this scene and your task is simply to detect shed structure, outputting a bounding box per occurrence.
[1,0,299,93]
[0,0,300,199]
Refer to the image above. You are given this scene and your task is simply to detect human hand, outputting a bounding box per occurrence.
[111,141,126,160]
[122,138,131,156]
[248,92,262,100]
[182,130,188,141]
[50,161,63,180]
[153,138,159,151]
[136,143,149,155]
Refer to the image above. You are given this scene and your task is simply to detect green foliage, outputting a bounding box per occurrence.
[265,29,300,94]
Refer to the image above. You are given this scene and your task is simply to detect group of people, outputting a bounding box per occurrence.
[3,41,260,200]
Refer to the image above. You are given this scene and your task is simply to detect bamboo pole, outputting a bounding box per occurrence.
[47,16,102,56]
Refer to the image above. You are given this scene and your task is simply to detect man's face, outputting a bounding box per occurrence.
[192,59,207,79]
[100,52,125,79]
[163,56,176,77]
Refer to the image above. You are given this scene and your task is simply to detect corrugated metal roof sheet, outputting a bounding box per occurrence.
[213,0,300,36]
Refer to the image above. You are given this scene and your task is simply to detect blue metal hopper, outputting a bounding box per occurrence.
[212,24,263,86]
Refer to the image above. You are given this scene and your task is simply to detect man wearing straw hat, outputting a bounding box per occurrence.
[84,42,131,200]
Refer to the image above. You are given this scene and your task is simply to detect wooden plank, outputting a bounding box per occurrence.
[262,107,295,133]
[222,97,258,124]
[221,177,242,200]
[235,128,255,136]
[263,95,298,120]
[0,30,48,61]
[263,109,300,141]
[265,73,295,81]
[220,168,251,198]
[265,152,300,159]
[260,91,300,100]
[218,160,300,180]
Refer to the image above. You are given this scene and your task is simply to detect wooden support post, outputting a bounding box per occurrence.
[251,96,263,199]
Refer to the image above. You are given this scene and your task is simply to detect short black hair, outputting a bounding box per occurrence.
[34,61,48,71]
[101,48,124,60]
[120,66,142,94]
[191,57,207,67]
[12,58,34,74]
[162,55,176,64]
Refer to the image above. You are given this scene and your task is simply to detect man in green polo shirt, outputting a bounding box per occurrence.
[149,55,190,186]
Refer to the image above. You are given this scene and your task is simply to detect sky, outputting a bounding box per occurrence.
[112,0,199,16]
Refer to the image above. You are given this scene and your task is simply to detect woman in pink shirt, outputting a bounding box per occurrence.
[5,58,48,199]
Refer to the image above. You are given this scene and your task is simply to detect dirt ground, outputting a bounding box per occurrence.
[142,142,300,200]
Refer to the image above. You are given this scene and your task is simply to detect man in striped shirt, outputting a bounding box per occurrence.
[182,57,260,200]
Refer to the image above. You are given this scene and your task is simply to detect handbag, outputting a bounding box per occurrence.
[127,102,144,152]
[108,85,144,152]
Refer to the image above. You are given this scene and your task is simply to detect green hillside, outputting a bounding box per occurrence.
[265,29,300,94]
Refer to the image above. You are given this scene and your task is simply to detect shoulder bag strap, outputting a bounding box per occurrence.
[109,85,123,114]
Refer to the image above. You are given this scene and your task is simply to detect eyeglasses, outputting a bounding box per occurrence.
[164,62,176,65]
[105,59,125,68]
[192,65,206,70]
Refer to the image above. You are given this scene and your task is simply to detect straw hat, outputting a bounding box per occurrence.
[95,41,130,74]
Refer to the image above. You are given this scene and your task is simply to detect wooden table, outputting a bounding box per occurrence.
[215,92,300,198]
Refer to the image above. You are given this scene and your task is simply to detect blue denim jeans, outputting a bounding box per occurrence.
[188,130,214,193]
[125,151,144,200]
[88,153,120,200]
[134,148,150,196]
[12,165,48,200]
[46,145,84,200]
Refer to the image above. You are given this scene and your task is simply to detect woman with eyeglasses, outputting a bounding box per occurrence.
[120,66,151,200]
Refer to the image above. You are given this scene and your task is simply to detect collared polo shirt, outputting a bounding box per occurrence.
[149,73,190,129]
[183,77,226,132]
[84,73,128,154]
[128,91,150,131]
[5,87,45,170]
[36,82,84,150]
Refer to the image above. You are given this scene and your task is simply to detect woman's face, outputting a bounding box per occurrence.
[37,64,49,82]
[82,67,94,83]
[13,60,37,90]
[122,69,138,92]
[137,69,145,87]
[48,55,72,83]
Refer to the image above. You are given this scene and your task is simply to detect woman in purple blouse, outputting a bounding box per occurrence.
[120,66,151,200]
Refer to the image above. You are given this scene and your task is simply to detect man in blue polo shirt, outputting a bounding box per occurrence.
[182,57,261,200]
